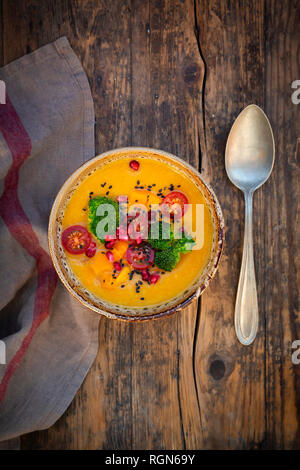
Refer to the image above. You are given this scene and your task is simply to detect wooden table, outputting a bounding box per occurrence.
[1,0,299,450]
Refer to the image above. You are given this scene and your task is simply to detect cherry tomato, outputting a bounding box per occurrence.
[126,243,155,270]
[61,225,91,254]
[161,191,188,217]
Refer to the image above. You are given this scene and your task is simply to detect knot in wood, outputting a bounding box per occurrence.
[183,63,201,83]
[209,359,226,380]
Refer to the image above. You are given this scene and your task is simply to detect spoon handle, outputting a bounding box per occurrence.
[235,191,258,345]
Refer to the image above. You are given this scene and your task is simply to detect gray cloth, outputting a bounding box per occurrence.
[0,37,100,441]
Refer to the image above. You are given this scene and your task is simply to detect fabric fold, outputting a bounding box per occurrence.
[0,36,99,441]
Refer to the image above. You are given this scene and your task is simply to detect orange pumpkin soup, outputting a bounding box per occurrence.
[61,154,214,307]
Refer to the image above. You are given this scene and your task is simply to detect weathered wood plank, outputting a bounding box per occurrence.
[196,0,300,449]
[195,0,266,449]
[264,1,300,449]
[129,0,206,450]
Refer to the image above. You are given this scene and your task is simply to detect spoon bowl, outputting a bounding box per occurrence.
[225,104,275,345]
[226,105,275,191]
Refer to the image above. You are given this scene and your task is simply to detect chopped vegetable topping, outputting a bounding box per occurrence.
[88,196,119,243]
[150,229,195,271]
[126,243,155,270]
[154,247,180,272]
[112,240,129,260]
[61,225,91,254]
[161,191,188,218]
[148,221,174,250]
[67,184,196,294]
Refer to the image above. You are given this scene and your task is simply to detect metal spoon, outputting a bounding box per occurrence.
[225,104,275,345]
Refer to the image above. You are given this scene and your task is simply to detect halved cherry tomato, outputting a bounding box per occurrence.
[161,191,188,217]
[126,242,155,270]
[61,225,91,254]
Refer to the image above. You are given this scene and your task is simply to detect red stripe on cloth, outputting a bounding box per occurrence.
[0,94,58,403]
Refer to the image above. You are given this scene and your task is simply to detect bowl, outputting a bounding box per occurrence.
[48,147,224,321]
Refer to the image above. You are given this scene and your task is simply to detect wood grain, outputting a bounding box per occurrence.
[195,0,266,449]
[263,1,300,448]
[0,0,299,450]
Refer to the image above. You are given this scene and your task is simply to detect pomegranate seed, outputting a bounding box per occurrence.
[85,241,96,258]
[136,235,142,245]
[113,261,122,272]
[150,273,160,284]
[129,160,140,171]
[105,240,115,249]
[141,270,150,281]
[117,195,128,203]
[106,251,114,262]
[105,234,116,242]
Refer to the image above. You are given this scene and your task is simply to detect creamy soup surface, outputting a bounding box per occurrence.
[62,155,214,307]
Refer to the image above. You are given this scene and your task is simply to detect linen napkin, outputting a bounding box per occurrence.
[0,37,100,441]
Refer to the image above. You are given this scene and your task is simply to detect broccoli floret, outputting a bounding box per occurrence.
[154,246,181,272]
[174,234,196,253]
[148,220,196,271]
[151,229,196,271]
[148,221,174,250]
[88,196,119,243]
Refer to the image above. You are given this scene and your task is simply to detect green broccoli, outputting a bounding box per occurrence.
[148,221,174,250]
[154,246,181,272]
[88,196,119,243]
[174,233,196,253]
[150,226,196,271]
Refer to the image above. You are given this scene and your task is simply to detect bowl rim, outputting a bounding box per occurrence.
[48,146,224,321]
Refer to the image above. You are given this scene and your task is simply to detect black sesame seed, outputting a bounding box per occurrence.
[109,185,112,189]
[140,297,144,300]
[106,191,109,195]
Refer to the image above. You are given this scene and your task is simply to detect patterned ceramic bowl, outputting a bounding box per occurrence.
[48,147,224,321]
